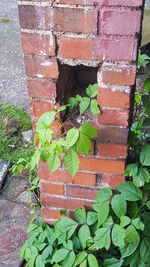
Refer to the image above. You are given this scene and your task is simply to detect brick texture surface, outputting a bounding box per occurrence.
[18,0,144,222]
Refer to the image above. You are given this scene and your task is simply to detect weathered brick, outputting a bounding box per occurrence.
[21,33,56,56]
[101,63,137,86]
[98,143,128,159]
[97,87,131,108]
[30,100,54,117]
[99,0,143,6]
[66,184,99,200]
[40,182,64,195]
[95,37,137,62]
[59,36,137,61]
[27,80,56,100]
[100,9,141,35]
[25,57,59,79]
[53,7,97,34]
[59,0,143,6]
[101,173,125,187]
[40,194,92,210]
[42,208,63,220]
[59,0,94,4]
[79,157,125,175]
[18,6,50,30]
[97,125,129,144]
[98,108,129,127]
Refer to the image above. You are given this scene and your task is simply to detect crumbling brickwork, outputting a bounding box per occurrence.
[18,0,144,223]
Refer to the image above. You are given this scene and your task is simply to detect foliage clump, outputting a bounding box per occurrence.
[0,102,34,163]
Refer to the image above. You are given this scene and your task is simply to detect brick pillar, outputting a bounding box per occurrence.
[18,0,144,223]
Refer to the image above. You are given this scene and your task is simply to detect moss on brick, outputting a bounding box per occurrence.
[0,102,34,163]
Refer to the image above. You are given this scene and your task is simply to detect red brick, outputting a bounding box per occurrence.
[59,0,95,4]
[59,36,137,62]
[25,57,58,79]
[40,194,92,210]
[99,0,143,6]
[97,87,130,108]
[53,7,97,34]
[66,184,99,200]
[98,143,128,159]
[18,6,51,30]
[21,33,56,56]
[95,37,137,62]
[30,100,54,117]
[79,157,125,175]
[101,63,137,86]
[101,173,125,188]
[38,162,96,186]
[58,36,93,60]
[27,80,56,100]
[97,125,129,144]
[42,208,63,220]
[98,108,129,127]
[100,9,141,36]
[40,182,64,195]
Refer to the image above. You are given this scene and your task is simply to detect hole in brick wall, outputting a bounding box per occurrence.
[56,63,98,105]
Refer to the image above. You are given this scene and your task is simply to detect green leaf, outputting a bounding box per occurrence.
[94,227,111,250]
[56,217,78,239]
[41,246,52,260]
[41,150,50,163]
[28,247,38,267]
[87,254,99,267]
[63,251,75,267]
[48,152,60,173]
[133,168,147,187]
[63,148,79,177]
[103,258,123,267]
[111,195,127,218]
[125,225,140,243]
[87,211,97,225]
[146,201,150,209]
[73,251,87,266]
[80,123,97,138]
[86,84,98,97]
[52,249,69,264]
[35,255,45,267]
[78,225,91,249]
[0,18,11,23]
[93,201,109,227]
[73,207,86,223]
[74,133,91,154]
[80,259,87,267]
[96,188,112,202]
[66,128,79,148]
[79,97,90,115]
[57,105,68,112]
[144,78,150,92]
[140,144,150,166]
[120,216,131,228]
[68,97,78,109]
[27,223,38,234]
[112,224,125,247]
[117,182,142,201]
[142,212,150,237]
[124,164,138,177]
[30,150,41,170]
[140,237,150,263]
[90,99,100,115]
[36,111,56,129]
[132,218,144,231]
[142,95,150,117]
[120,242,139,259]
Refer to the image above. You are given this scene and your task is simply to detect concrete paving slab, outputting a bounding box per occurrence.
[0,0,28,111]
